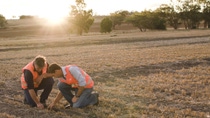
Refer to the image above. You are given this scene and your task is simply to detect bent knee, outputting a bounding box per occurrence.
[57,81,65,90]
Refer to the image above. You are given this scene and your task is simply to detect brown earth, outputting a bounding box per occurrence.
[0,19,210,118]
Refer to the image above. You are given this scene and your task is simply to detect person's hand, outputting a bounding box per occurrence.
[42,73,49,78]
[72,96,79,103]
[42,73,54,78]
[48,103,55,110]
[41,73,48,78]
[37,103,44,109]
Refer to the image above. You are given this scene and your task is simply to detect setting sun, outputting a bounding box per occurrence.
[40,10,67,25]
[35,0,72,25]
[44,15,64,25]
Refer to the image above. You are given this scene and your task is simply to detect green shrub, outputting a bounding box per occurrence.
[100,17,112,33]
[0,14,7,28]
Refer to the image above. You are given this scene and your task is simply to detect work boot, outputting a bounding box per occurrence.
[64,104,73,109]
[92,92,99,106]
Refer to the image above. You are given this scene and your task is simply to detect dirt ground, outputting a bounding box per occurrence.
[1,20,210,118]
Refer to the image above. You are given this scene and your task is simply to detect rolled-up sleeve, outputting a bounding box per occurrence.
[69,66,86,86]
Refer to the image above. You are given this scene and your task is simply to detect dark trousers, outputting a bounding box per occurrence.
[23,78,54,107]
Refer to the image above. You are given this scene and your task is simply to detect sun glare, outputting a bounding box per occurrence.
[43,15,65,25]
[35,0,71,25]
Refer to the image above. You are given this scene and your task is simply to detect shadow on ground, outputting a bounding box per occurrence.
[92,57,210,82]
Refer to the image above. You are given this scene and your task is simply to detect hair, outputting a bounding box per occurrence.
[48,63,61,73]
[34,55,46,68]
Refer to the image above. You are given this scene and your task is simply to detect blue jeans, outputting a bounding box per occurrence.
[23,77,54,107]
[57,81,97,108]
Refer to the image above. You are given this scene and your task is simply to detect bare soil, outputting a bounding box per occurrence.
[1,20,210,118]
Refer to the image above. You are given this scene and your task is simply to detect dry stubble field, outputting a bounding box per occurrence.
[0,24,210,118]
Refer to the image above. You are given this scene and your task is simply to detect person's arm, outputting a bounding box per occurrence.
[48,91,63,110]
[28,89,44,109]
[72,86,85,102]
[24,70,43,109]
[24,70,34,89]
[36,63,54,85]
[36,73,54,85]
[35,75,44,86]
[69,66,86,103]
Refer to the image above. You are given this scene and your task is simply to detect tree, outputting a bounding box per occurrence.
[152,13,167,30]
[176,0,202,29]
[199,0,210,28]
[19,15,35,19]
[0,14,7,28]
[126,11,166,32]
[109,10,129,29]
[70,0,94,35]
[155,4,181,29]
[100,17,112,33]
[126,12,148,32]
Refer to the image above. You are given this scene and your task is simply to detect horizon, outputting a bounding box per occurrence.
[0,0,171,25]
[0,0,170,19]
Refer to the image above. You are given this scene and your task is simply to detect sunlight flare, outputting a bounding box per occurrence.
[35,0,70,25]
[43,15,65,25]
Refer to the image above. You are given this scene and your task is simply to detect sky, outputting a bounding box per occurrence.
[0,0,171,19]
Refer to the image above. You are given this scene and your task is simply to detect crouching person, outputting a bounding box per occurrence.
[47,63,99,110]
[20,55,54,109]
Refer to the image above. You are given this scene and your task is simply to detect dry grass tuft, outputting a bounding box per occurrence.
[0,113,16,118]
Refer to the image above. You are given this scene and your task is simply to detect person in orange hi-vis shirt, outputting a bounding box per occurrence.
[47,63,99,110]
[20,55,54,109]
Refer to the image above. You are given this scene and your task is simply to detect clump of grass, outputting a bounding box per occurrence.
[0,113,16,118]
[0,81,6,87]
[110,34,117,37]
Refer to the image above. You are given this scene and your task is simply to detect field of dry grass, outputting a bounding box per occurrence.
[0,20,210,118]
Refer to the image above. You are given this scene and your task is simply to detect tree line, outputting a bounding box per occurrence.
[69,0,210,34]
[103,0,210,33]
[0,0,210,35]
